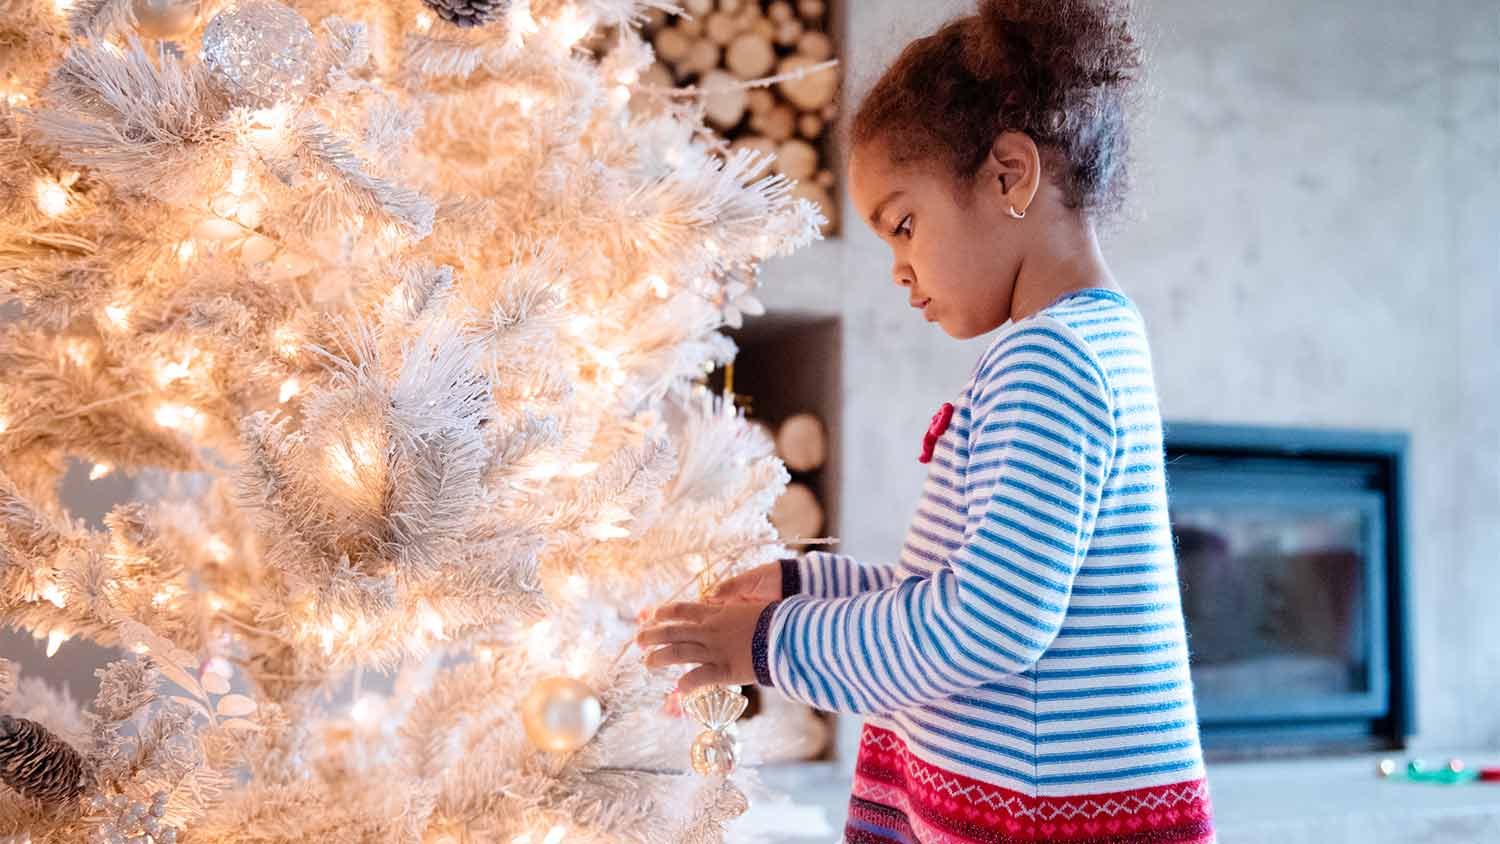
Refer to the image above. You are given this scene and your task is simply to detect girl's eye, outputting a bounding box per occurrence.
[891,214,913,238]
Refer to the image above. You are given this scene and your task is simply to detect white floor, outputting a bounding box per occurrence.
[741,753,1500,844]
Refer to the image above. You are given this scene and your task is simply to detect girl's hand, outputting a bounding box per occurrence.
[704,562,785,604]
[636,600,772,694]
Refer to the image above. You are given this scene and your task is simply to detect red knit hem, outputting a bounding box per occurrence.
[845,725,1215,844]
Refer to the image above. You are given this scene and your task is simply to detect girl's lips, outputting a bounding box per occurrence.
[911,297,931,310]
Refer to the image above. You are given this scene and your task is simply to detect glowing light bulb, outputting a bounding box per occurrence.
[643,274,670,299]
[40,583,66,608]
[156,355,194,386]
[350,695,378,727]
[45,629,68,658]
[63,338,92,367]
[273,325,300,357]
[510,835,533,844]
[550,5,594,49]
[154,403,197,430]
[325,431,381,487]
[226,160,249,196]
[516,94,536,115]
[205,534,232,563]
[246,105,289,142]
[34,178,69,217]
[526,461,562,480]
[6,93,26,106]
[527,619,555,661]
[103,303,130,330]
[208,595,225,612]
[279,376,300,403]
[89,462,113,480]
[566,314,594,337]
[52,0,72,14]
[563,462,597,477]
[608,85,630,109]
[564,574,588,599]
[177,240,197,263]
[419,606,447,641]
[543,825,566,844]
[566,643,591,677]
[415,11,432,31]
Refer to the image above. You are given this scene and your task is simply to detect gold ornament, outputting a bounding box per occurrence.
[681,684,747,776]
[520,675,602,752]
[690,729,739,776]
[130,0,200,39]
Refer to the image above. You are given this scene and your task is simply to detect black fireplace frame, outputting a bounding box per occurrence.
[1163,423,1414,753]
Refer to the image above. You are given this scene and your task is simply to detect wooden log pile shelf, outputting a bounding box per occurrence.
[643,0,841,234]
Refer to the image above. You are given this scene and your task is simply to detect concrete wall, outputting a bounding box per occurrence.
[758,0,1500,752]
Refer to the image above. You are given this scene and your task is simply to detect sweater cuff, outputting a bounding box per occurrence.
[750,600,782,688]
[779,557,802,598]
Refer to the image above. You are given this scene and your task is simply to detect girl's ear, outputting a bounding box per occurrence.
[985,131,1041,217]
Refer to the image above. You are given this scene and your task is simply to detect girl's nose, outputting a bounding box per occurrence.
[893,264,914,288]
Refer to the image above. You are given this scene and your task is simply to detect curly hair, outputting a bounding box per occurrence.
[851,0,1142,216]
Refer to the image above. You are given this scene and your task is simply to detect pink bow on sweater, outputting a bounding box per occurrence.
[919,402,955,464]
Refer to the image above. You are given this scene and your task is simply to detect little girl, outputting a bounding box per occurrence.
[638,2,1215,842]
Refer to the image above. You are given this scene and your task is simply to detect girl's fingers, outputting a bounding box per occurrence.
[677,663,729,695]
[704,573,749,603]
[644,641,716,669]
[636,622,704,647]
[650,601,716,623]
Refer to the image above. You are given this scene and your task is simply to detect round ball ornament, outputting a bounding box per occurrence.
[689,729,739,776]
[131,0,200,39]
[201,0,318,107]
[520,675,602,752]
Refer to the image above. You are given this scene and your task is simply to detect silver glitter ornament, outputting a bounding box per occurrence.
[131,0,200,39]
[201,0,317,106]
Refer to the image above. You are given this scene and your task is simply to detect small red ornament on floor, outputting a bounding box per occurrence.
[919,403,955,464]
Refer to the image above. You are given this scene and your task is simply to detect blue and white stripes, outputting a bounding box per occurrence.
[762,289,1206,797]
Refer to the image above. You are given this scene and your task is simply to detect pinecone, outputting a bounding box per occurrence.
[0,715,91,806]
[420,0,510,28]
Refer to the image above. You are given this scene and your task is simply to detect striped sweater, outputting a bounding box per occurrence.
[751,289,1214,844]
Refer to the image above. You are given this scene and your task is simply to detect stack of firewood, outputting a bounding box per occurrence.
[643,0,840,233]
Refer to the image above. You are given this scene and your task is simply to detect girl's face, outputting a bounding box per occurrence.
[848,141,1028,340]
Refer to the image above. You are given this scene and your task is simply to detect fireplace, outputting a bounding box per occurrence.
[1163,424,1414,755]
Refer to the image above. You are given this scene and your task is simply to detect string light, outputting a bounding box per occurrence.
[642,274,670,299]
[279,376,300,403]
[543,825,566,844]
[205,534,232,563]
[40,583,66,608]
[63,338,93,367]
[34,178,69,217]
[154,402,198,430]
[177,240,196,263]
[414,11,432,31]
[89,462,113,480]
[273,326,300,358]
[550,5,594,49]
[325,431,381,487]
[0,415,9,434]
[103,303,130,330]
[526,619,555,661]
[52,0,72,14]
[419,606,447,641]
[45,629,68,658]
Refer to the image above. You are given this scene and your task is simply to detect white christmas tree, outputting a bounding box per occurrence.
[0,0,827,840]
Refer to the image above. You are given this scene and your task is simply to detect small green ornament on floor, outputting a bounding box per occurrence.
[0,715,92,805]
